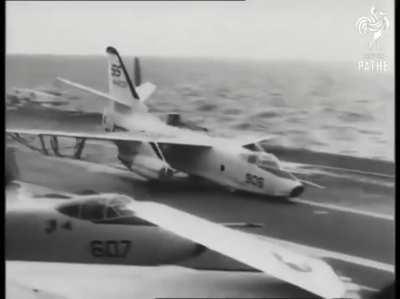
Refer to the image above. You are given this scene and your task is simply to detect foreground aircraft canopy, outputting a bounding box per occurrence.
[6,187,346,298]
[6,46,308,197]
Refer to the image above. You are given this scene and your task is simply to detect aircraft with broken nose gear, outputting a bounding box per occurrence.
[7,46,306,198]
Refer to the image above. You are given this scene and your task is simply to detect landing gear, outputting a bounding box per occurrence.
[38,135,49,155]
[159,167,175,179]
[50,136,62,157]
[8,133,44,154]
[8,134,87,159]
[49,136,86,159]
[73,138,86,159]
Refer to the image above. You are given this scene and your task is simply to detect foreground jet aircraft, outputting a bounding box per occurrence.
[5,164,347,298]
[7,47,307,198]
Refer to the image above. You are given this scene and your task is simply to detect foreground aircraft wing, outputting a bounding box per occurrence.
[6,128,213,148]
[128,199,346,298]
[7,278,67,299]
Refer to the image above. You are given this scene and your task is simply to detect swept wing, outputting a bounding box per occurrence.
[125,198,347,298]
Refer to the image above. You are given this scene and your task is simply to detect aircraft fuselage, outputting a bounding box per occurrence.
[6,198,203,265]
[112,112,304,197]
[162,141,303,197]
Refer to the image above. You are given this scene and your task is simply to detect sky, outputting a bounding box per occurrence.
[6,0,394,63]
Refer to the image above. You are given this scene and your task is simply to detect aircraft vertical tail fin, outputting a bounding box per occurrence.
[106,46,140,102]
[132,56,156,103]
[134,57,142,86]
[56,47,152,118]
[106,47,149,113]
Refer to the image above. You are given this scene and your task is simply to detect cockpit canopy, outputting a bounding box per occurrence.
[242,142,263,152]
[241,151,297,180]
[242,142,281,169]
[56,195,151,225]
[241,151,281,170]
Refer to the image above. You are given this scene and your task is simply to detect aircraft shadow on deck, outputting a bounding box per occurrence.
[132,176,296,205]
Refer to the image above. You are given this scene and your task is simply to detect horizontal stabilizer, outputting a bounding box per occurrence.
[55,77,132,107]
[136,82,156,102]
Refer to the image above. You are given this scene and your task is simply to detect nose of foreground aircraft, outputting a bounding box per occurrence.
[289,183,305,198]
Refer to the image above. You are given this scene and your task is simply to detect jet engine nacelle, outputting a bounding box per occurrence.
[115,140,142,169]
[114,139,176,181]
[166,113,208,132]
[131,155,176,181]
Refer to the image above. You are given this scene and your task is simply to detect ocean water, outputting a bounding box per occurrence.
[6,55,394,161]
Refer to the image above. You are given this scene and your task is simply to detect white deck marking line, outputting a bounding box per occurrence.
[356,284,379,292]
[304,164,395,179]
[261,235,395,274]
[282,160,395,179]
[313,210,329,215]
[339,276,378,292]
[291,198,394,221]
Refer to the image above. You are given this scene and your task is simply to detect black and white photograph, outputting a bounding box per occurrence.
[5,1,394,298]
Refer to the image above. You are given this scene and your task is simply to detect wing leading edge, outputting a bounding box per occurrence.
[6,128,213,148]
[128,200,346,298]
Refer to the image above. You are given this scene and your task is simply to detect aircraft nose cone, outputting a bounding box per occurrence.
[289,184,304,198]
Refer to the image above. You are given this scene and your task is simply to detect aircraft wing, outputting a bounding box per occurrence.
[7,278,67,299]
[128,199,346,298]
[239,134,280,147]
[6,128,213,148]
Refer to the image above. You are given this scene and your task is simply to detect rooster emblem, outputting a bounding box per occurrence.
[356,6,390,50]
